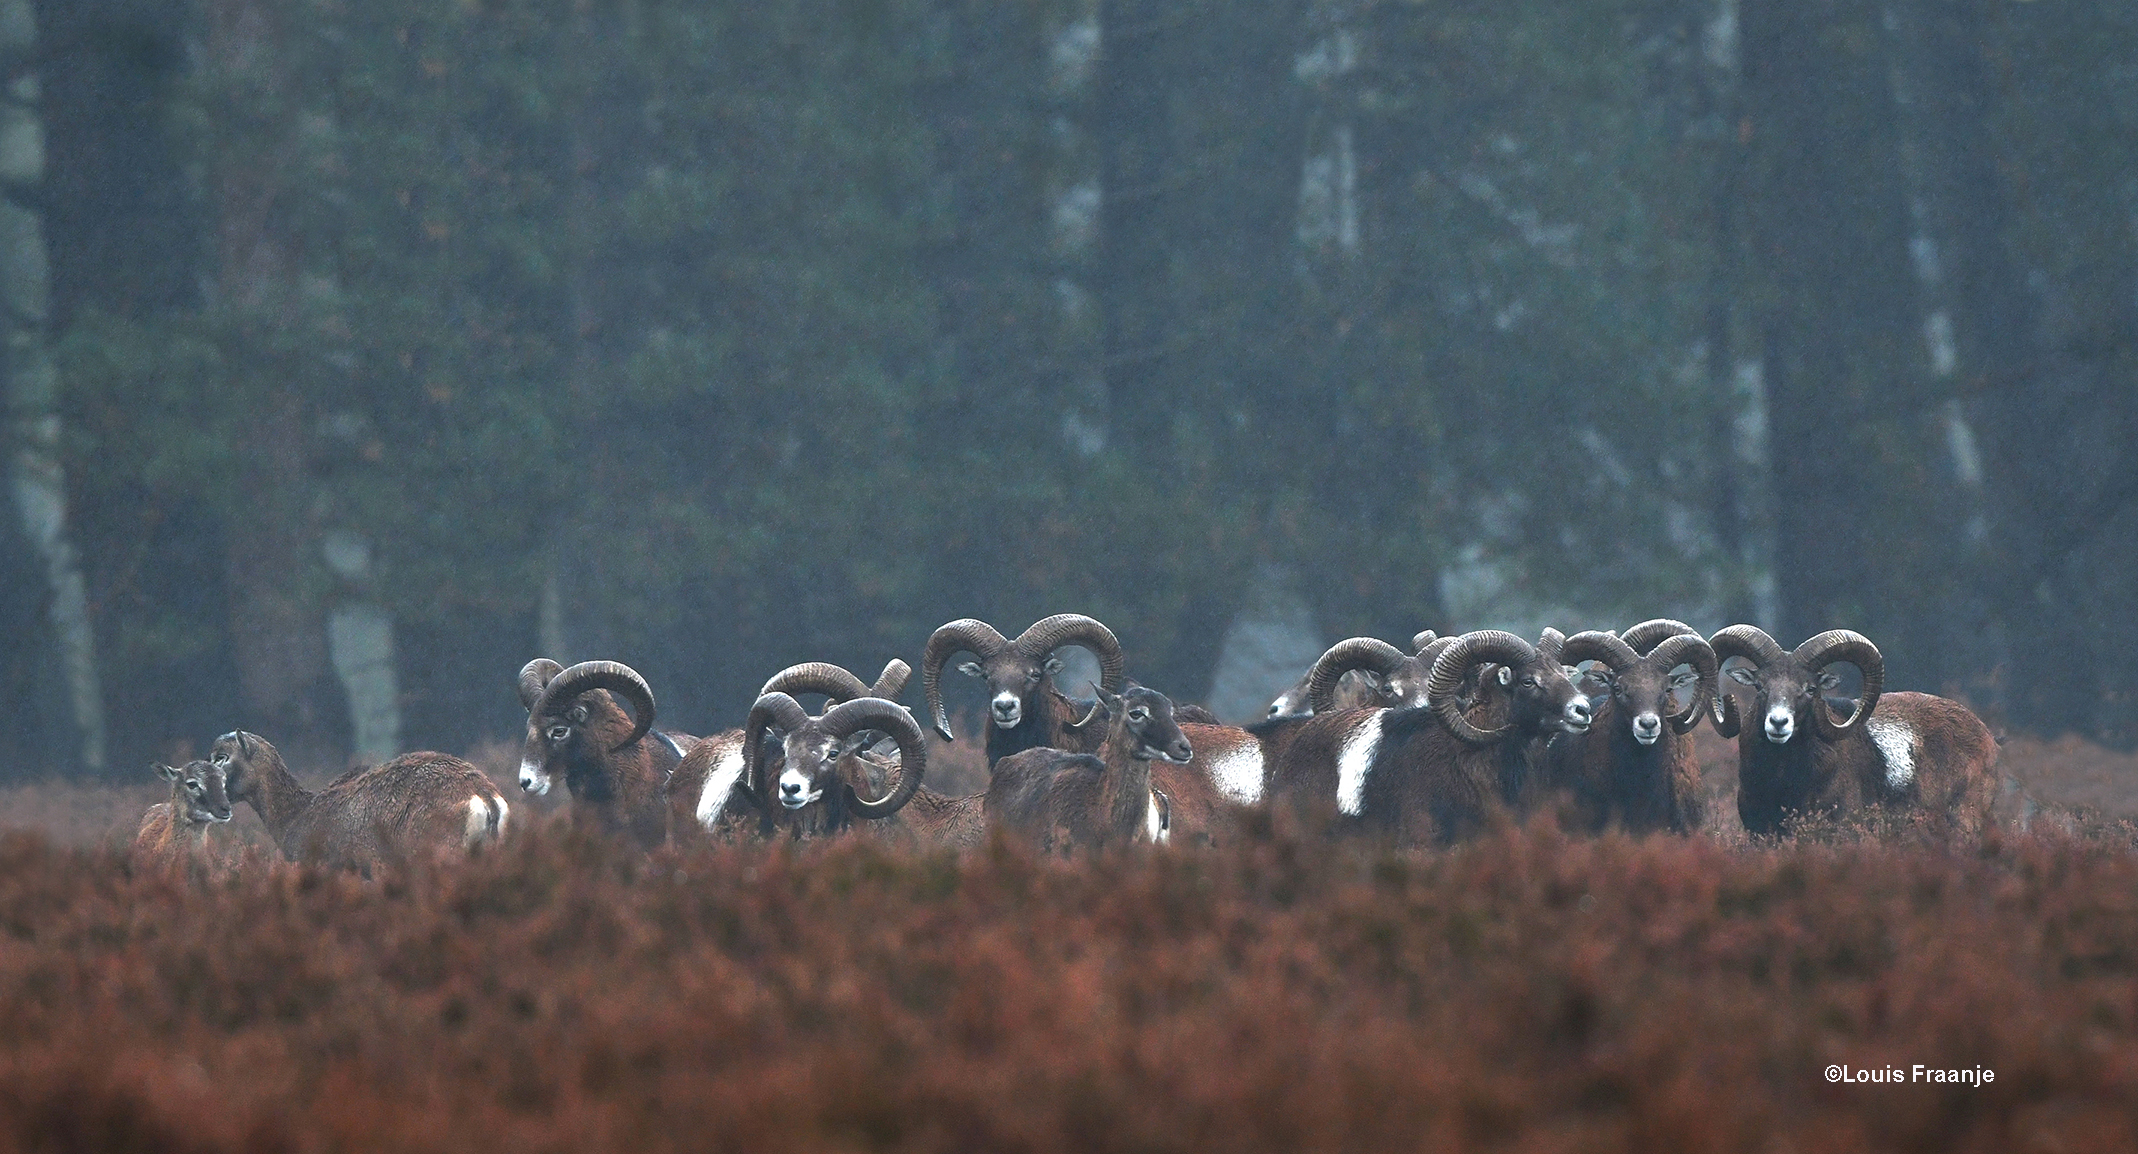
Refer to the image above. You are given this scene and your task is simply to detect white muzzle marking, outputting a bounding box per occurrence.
[1562,699,1593,733]
[1765,707,1795,744]
[518,758,551,795]
[778,767,823,810]
[991,693,1023,727]
[1632,712,1663,746]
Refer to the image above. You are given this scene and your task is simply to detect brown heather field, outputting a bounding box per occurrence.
[0,733,2132,1152]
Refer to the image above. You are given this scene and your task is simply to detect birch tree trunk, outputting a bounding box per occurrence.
[0,0,105,772]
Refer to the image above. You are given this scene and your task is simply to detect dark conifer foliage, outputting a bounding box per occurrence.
[3,0,2131,770]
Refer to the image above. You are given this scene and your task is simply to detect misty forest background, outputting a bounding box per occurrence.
[2,0,2134,777]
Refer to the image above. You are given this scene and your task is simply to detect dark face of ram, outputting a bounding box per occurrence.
[1112,685,1194,764]
[1590,662,1701,746]
[770,727,868,813]
[1496,657,1593,735]
[1726,659,1839,745]
[160,758,234,824]
[521,698,598,797]
[957,653,1063,729]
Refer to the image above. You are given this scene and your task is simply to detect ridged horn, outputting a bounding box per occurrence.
[759,662,872,704]
[1537,627,1567,663]
[1411,630,1439,655]
[530,661,655,751]
[1793,630,1883,739]
[870,659,912,701]
[1709,624,1786,668]
[819,697,927,820]
[517,659,564,711]
[742,692,814,802]
[1714,692,1743,738]
[921,619,1012,741]
[1557,630,1639,673]
[1012,614,1126,695]
[1709,625,1784,733]
[1428,631,1539,745]
[1621,619,1700,656]
[1649,633,1719,735]
[1305,637,1409,714]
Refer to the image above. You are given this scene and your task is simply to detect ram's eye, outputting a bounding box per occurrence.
[1523,676,1538,688]
[548,725,571,742]
[1128,708,1150,723]
[1026,670,1042,684]
[185,780,201,793]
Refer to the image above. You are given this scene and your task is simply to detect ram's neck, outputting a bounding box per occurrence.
[243,757,317,851]
[1096,728,1154,843]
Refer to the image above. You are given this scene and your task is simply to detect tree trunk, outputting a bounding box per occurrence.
[0,0,106,773]
[1738,0,1915,651]
[205,0,340,762]
[1697,0,1782,634]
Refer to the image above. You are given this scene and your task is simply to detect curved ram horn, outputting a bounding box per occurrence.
[819,697,928,820]
[759,661,872,704]
[870,659,912,701]
[1013,614,1126,696]
[920,619,1012,741]
[1793,630,1883,740]
[1428,631,1539,746]
[1648,633,1719,735]
[517,658,564,712]
[531,661,656,751]
[1709,624,1786,669]
[1411,630,1438,655]
[1620,619,1700,657]
[1305,637,1409,714]
[1708,625,1784,735]
[741,692,815,804]
[1713,692,1743,738]
[1557,630,1639,673]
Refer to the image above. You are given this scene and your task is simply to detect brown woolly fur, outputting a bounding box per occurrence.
[0,807,2128,1150]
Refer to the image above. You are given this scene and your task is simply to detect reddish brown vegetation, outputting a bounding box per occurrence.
[0,806,2125,1151]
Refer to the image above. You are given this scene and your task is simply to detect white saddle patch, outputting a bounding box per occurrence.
[1337,712,1387,817]
[1866,715,1916,792]
[695,740,747,829]
[1203,743,1265,805]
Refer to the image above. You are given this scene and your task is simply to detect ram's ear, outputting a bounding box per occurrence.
[1727,667,1758,686]
[1496,666,1514,687]
[154,763,181,782]
[956,660,985,679]
[1669,668,1700,690]
[1816,669,1843,692]
[1044,655,1066,675]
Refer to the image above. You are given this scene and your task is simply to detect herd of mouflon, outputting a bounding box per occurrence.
[136,615,2000,871]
